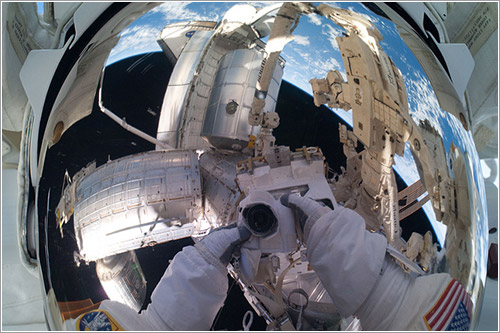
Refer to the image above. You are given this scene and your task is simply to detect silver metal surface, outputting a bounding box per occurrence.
[73,150,202,261]
[96,251,147,312]
[199,150,245,227]
[202,49,283,150]
[157,21,217,64]
[156,31,214,148]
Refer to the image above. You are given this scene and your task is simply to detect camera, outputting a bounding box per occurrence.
[238,191,297,253]
[242,203,277,237]
[235,146,338,254]
[200,146,336,253]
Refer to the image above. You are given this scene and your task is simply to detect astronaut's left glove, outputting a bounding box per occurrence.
[195,224,251,272]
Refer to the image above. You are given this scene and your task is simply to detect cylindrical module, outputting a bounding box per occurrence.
[201,48,283,151]
[96,251,147,312]
[73,150,202,261]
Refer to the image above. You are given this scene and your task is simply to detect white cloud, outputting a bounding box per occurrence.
[249,2,283,9]
[107,2,232,65]
[107,24,162,65]
[307,13,322,26]
[321,24,343,50]
[150,2,220,22]
[281,53,313,93]
[283,67,313,94]
[403,71,443,137]
[295,55,342,80]
[284,52,301,66]
[347,6,375,23]
[293,35,310,46]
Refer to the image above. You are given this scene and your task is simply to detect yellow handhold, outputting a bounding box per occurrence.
[248,135,257,148]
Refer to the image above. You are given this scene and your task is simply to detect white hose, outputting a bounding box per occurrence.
[242,310,254,331]
[97,70,174,150]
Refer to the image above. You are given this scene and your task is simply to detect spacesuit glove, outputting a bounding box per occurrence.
[280,194,332,243]
[196,224,251,270]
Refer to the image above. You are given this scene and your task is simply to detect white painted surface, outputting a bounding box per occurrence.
[478,276,499,331]
[1,168,46,330]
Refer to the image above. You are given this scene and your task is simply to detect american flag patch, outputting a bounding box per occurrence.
[423,279,473,331]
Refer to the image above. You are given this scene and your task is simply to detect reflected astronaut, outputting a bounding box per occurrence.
[65,194,472,331]
[54,2,477,331]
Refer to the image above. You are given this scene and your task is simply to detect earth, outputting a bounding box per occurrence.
[37,2,488,330]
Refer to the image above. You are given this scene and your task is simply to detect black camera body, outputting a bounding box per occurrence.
[238,191,297,253]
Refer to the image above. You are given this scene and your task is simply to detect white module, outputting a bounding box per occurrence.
[72,150,202,261]
[95,251,147,312]
[202,48,283,151]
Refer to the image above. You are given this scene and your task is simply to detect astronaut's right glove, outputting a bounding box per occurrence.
[280,194,332,244]
[195,224,251,273]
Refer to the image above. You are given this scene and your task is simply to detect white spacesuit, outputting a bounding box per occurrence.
[66,195,472,331]
[280,194,473,331]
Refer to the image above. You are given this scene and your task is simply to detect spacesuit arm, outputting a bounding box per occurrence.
[65,245,229,331]
[306,206,472,331]
[136,244,230,331]
[306,206,388,318]
[355,260,470,331]
[66,225,250,331]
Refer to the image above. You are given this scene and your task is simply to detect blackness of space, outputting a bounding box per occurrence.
[37,51,435,330]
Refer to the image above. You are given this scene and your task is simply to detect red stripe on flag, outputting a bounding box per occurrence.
[423,279,473,330]
[431,286,462,329]
[435,288,465,330]
[426,280,459,324]
[424,280,457,321]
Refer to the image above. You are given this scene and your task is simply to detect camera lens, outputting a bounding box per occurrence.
[244,204,277,236]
